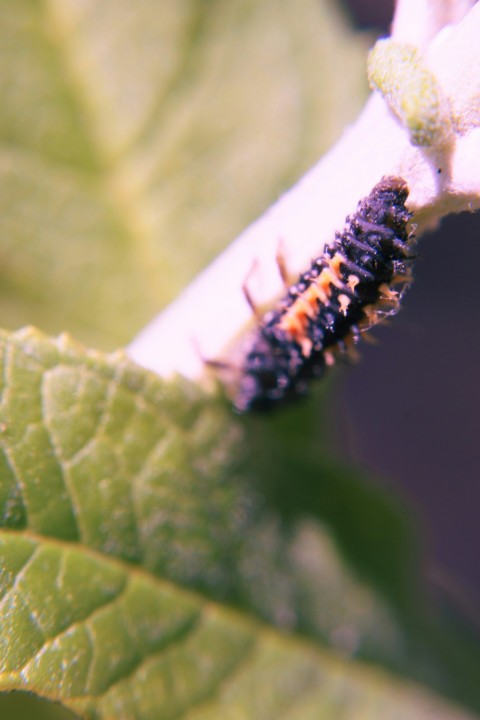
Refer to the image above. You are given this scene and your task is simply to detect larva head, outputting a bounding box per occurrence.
[360,177,411,244]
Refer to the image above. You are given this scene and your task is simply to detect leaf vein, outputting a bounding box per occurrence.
[0,542,38,606]
[91,607,203,703]
[173,633,259,720]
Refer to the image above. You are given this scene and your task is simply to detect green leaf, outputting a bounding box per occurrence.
[0,327,479,719]
[0,0,368,349]
[0,537,474,720]
[0,327,397,626]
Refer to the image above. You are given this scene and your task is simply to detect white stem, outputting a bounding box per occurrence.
[391,0,475,46]
[127,1,480,384]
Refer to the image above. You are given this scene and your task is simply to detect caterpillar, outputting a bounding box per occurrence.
[234,176,414,412]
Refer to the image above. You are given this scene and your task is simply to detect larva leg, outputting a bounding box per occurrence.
[275,238,291,289]
[242,260,263,320]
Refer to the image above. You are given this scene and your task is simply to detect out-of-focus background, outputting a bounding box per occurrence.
[342,0,480,618]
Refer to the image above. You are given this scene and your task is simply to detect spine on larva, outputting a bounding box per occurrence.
[235,176,414,412]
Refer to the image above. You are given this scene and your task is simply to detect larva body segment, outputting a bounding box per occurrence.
[235,176,414,412]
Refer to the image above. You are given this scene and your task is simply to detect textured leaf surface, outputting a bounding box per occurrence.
[0,0,368,350]
[0,327,479,719]
[1,530,477,720]
[0,327,401,635]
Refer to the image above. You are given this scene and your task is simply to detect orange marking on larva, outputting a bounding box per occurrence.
[319,266,344,291]
[295,293,317,318]
[300,336,313,357]
[280,298,312,337]
[279,284,323,341]
[391,272,411,286]
[378,283,398,301]
[337,293,351,315]
[309,280,329,304]
[324,351,336,367]
[362,305,378,326]
[303,284,319,304]
[347,275,360,292]
[279,253,348,348]
[281,311,306,338]
[328,253,344,280]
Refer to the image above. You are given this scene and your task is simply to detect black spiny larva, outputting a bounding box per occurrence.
[235,176,414,412]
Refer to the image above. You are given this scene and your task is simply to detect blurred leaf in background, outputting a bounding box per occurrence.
[0,0,367,349]
[1,1,479,719]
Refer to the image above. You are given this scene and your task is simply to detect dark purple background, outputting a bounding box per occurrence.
[339,0,480,616]
[346,0,396,29]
